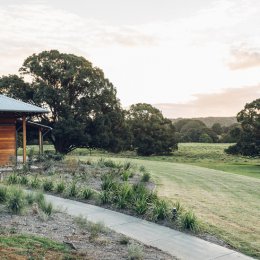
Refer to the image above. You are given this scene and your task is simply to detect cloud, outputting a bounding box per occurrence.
[154,85,260,118]
[228,48,260,70]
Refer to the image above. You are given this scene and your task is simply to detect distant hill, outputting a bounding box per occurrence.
[171,117,237,127]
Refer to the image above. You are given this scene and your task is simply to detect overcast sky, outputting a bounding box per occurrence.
[0,0,260,117]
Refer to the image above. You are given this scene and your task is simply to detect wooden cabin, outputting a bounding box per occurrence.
[0,94,49,166]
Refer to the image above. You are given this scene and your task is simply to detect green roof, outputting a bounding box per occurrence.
[0,94,48,115]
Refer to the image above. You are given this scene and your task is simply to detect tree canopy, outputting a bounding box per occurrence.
[0,50,128,153]
[226,98,260,156]
[127,103,177,156]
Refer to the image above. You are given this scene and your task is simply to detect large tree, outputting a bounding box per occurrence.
[226,98,260,156]
[0,50,128,153]
[127,103,178,156]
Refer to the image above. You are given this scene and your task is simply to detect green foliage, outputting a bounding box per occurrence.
[89,221,107,240]
[174,119,219,143]
[40,201,53,216]
[150,199,169,221]
[98,158,120,168]
[0,186,8,203]
[119,236,130,245]
[25,192,35,205]
[134,197,148,215]
[0,50,128,154]
[101,174,116,191]
[19,176,29,185]
[56,181,65,194]
[114,183,133,209]
[7,173,19,185]
[68,181,78,197]
[42,179,54,192]
[226,98,260,156]
[7,188,25,214]
[99,190,113,204]
[127,103,178,156]
[82,187,94,200]
[121,171,130,181]
[181,211,198,231]
[30,176,41,189]
[141,172,151,182]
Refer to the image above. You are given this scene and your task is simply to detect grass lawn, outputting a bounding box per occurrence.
[72,155,260,258]
[19,143,260,178]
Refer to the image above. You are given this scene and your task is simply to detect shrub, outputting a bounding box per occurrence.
[123,161,133,171]
[121,171,130,181]
[42,179,54,192]
[0,186,8,203]
[30,176,41,189]
[68,181,78,197]
[25,192,35,205]
[101,174,116,191]
[99,190,113,204]
[7,188,25,214]
[119,236,130,245]
[7,173,18,185]
[141,172,151,182]
[181,211,198,231]
[150,200,169,221]
[115,183,133,209]
[127,243,144,260]
[19,176,29,186]
[56,181,65,194]
[33,192,53,216]
[40,201,53,216]
[134,197,148,215]
[98,158,120,169]
[82,188,94,200]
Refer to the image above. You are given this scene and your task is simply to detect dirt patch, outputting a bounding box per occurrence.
[0,207,175,259]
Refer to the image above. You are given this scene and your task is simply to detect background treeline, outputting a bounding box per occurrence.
[173,119,241,143]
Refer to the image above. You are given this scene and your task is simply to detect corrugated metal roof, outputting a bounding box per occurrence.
[0,94,48,114]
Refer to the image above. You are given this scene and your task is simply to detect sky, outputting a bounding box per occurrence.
[0,0,260,118]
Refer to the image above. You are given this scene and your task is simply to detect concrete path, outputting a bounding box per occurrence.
[44,194,254,260]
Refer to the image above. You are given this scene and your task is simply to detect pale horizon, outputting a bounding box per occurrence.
[0,0,260,117]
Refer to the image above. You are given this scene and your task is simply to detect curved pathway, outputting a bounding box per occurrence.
[45,194,254,260]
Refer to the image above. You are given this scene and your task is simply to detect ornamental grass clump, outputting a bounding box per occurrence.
[134,197,148,215]
[68,181,78,197]
[101,174,116,191]
[0,186,8,203]
[7,188,25,214]
[141,172,151,182]
[7,173,19,185]
[19,176,29,186]
[56,181,65,194]
[150,199,170,221]
[30,176,41,189]
[114,183,133,209]
[82,187,94,200]
[121,171,130,181]
[181,210,198,231]
[42,179,54,192]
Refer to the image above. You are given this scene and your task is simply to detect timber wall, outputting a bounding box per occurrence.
[0,118,16,166]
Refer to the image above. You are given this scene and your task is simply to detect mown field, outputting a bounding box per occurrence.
[18,143,260,257]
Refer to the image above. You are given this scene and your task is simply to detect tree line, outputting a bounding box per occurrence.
[173,119,242,144]
[0,50,258,156]
[0,50,177,156]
